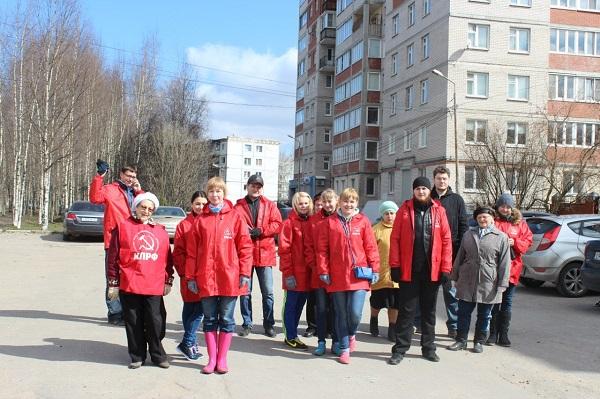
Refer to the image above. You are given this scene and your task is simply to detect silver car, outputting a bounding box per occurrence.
[522,214,600,297]
[63,201,105,241]
[152,206,186,239]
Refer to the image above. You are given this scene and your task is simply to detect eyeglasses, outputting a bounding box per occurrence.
[123,174,136,179]
[138,205,154,213]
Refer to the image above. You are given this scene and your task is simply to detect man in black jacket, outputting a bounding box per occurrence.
[431,166,468,338]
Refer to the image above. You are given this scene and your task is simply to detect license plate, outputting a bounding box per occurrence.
[80,217,98,222]
[594,252,600,261]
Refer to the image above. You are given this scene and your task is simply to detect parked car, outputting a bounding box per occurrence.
[582,240,600,293]
[521,214,600,297]
[63,201,105,241]
[152,206,186,239]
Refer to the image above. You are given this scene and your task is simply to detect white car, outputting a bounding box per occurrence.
[152,206,186,239]
[521,214,600,297]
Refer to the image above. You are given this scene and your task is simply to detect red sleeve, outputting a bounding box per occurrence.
[184,223,199,281]
[362,220,380,273]
[106,227,120,285]
[235,215,254,277]
[261,202,283,237]
[513,221,533,257]
[304,220,316,274]
[89,175,106,204]
[278,219,294,278]
[173,221,187,276]
[439,207,453,274]
[316,219,330,276]
[388,208,403,268]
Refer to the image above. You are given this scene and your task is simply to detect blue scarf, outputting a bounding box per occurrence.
[209,203,223,213]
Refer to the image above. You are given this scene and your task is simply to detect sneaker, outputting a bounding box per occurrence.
[447,340,467,351]
[193,344,204,359]
[422,351,440,362]
[176,343,201,361]
[388,352,404,365]
[128,361,143,369]
[303,326,316,338]
[313,341,326,356]
[238,326,251,337]
[154,360,170,369]
[338,349,350,364]
[284,337,308,350]
[264,327,276,338]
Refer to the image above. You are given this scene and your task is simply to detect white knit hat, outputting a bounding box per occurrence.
[132,192,160,211]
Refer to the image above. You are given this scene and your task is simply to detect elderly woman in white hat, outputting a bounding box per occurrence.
[107,192,174,369]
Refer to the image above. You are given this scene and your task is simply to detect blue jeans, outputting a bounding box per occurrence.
[104,249,122,318]
[202,296,237,333]
[457,300,493,337]
[239,266,274,329]
[181,301,203,347]
[331,290,367,351]
[442,281,459,331]
[314,288,337,343]
[492,283,516,314]
[282,291,307,340]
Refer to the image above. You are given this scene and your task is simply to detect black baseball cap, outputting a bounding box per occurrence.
[247,174,264,187]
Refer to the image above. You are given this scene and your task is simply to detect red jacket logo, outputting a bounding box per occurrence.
[224,228,233,240]
[132,231,160,261]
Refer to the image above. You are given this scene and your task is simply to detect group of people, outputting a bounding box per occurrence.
[90,160,532,372]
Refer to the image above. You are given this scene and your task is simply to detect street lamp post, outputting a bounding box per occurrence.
[432,69,460,195]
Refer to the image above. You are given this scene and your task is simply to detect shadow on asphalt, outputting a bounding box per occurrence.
[0,338,127,364]
[39,234,103,243]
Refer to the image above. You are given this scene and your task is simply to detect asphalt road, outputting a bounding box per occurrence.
[0,232,598,399]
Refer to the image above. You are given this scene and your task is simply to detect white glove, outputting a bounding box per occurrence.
[107,287,119,301]
[163,284,172,296]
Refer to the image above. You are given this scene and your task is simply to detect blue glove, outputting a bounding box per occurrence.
[187,280,198,294]
[371,272,379,284]
[96,159,109,175]
[239,275,251,288]
[319,274,331,285]
[285,276,297,290]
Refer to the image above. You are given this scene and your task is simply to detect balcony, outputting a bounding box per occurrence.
[320,27,336,44]
[319,56,334,71]
[368,23,382,37]
[321,0,336,12]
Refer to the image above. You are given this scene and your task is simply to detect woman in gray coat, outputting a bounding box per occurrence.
[447,206,510,353]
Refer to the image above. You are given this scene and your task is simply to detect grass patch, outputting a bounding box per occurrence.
[0,213,63,233]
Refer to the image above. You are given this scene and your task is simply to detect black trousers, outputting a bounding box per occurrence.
[305,291,317,330]
[120,292,167,363]
[392,278,440,355]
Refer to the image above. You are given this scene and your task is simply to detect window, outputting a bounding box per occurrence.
[392,14,400,35]
[256,159,263,166]
[325,102,332,116]
[298,35,308,52]
[468,24,490,50]
[368,72,381,91]
[244,144,252,151]
[506,168,519,192]
[255,171,262,176]
[465,166,485,190]
[365,141,378,160]
[323,156,330,171]
[467,72,489,97]
[548,121,598,147]
[549,74,600,102]
[403,132,412,151]
[220,156,226,164]
[351,41,363,64]
[337,0,353,14]
[509,28,530,53]
[466,119,487,143]
[368,39,382,58]
[550,28,600,56]
[388,172,395,193]
[336,51,351,74]
[324,129,331,143]
[333,107,361,134]
[510,0,531,6]
[418,167,426,177]
[405,85,414,109]
[407,43,414,67]
[243,171,251,178]
[408,2,416,26]
[580,219,600,238]
[321,12,335,28]
[418,126,427,148]
[299,10,308,29]
[296,85,304,100]
[366,178,375,196]
[256,145,263,152]
[420,79,429,104]
[563,171,583,195]
[391,53,399,75]
[507,122,527,145]
[367,107,379,125]
[326,75,333,88]
[422,34,430,59]
[423,0,431,16]
[508,75,530,101]
[244,158,251,166]
[336,18,353,45]
[391,93,398,115]
[298,59,306,77]
[388,134,396,154]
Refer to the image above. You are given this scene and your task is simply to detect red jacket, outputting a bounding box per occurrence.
[389,199,452,282]
[494,216,533,285]
[173,212,202,302]
[316,212,380,293]
[107,217,174,296]
[89,175,143,249]
[278,210,312,292]
[306,210,333,289]
[234,196,282,267]
[185,200,253,299]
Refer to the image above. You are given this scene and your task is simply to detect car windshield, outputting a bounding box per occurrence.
[70,202,104,212]
[153,207,185,217]
[526,218,560,235]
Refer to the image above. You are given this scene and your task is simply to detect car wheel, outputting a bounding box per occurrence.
[520,277,544,288]
[556,262,588,298]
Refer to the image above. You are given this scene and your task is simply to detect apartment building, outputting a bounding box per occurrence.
[211,136,280,201]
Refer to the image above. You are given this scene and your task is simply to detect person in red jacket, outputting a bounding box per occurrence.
[106,192,174,369]
[306,189,339,356]
[173,190,208,361]
[90,161,143,325]
[185,177,253,374]
[387,177,452,365]
[487,193,533,347]
[316,188,380,364]
[234,174,282,338]
[279,192,313,350]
